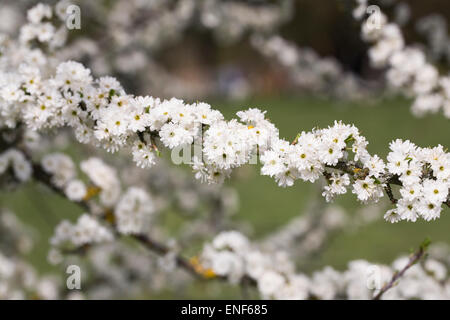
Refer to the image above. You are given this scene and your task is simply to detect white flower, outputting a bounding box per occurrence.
[203,120,255,170]
[418,200,442,221]
[363,155,385,178]
[80,158,119,191]
[384,209,402,223]
[191,156,209,183]
[260,150,284,177]
[159,123,193,149]
[50,220,73,246]
[131,141,156,169]
[115,187,154,235]
[422,179,448,204]
[396,199,419,222]
[275,167,299,187]
[411,94,443,117]
[35,23,55,43]
[51,214,113,248]
[399,185,422,201]
[55,61,93,90]
[245,251,271,280]
[27,4,52,24]
[1,149,33,182]
[65,180,87,202]
[211,251,244,280]
[42,153,76,187]
[413,64,439,95]
[353,0,368,20]
[352,177,383,203]
[71,214,114,247]
[322,173,350,202]
[194,102,223,125]
[257,271,286,298]
[291,144,315,170]
[387,152,409,175]
[389,139,416,157]
[310,267,341,299]
[276,274,310,300]
[398,162,422,186]
[212,231,250,252]
[425,260,447,281]
[236,108,267,124]
[318,138,344,166]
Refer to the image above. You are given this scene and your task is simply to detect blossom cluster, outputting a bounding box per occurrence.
[310,257,449,300]
[0,149,32,183]
[354,0,450,118]
[44,155,155,249]
[199,0,292,43]
[0,207,70,299]
[0,3,448,224]
[115,187,154,235]
[200,231,450,300]
[200,230,309,299]
[51,214,114,248]
[0,250,65,300]
[41,153,77,189]
[259,121,449,221]
[0,209,34,255]
[384,140,449,222]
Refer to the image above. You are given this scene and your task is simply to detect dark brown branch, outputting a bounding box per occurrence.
[132,234,209,280]
[384,184,398,204]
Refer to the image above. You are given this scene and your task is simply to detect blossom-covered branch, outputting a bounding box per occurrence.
[0,3,448,225]
[2,123,449,300]
[354,0,450,118]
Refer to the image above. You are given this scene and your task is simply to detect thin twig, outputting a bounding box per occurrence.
[373,244,428,300]
[132,234,207,280]
[384,184,398,204]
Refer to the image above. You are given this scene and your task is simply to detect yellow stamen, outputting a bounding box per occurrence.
[83,186,101,201]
